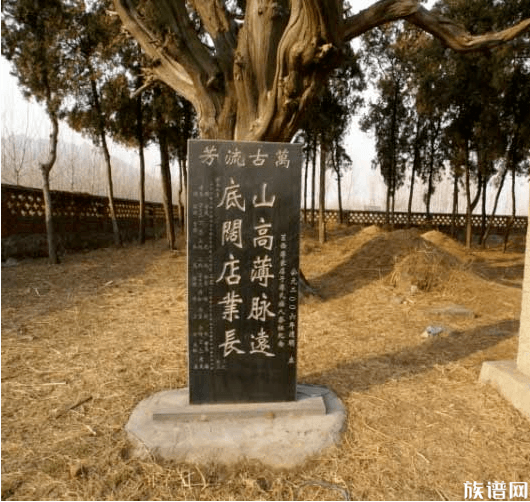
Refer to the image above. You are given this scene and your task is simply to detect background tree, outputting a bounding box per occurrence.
[101,39,153,244]
[300,138,314,224]
[1,107,34,186]
[360,23,410,227]
[66,2,123,246]
[330,143,353,225]
[299,46,363,237]
[167,96,197,233]
[103,33,198,248]
[498,59,530,250]
[432,0,529,247]
[2,0,79,263]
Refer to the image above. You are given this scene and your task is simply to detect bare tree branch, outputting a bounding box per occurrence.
[156,0,220,83]
[187,0,237,74]
[344,0,530,52]
[344,0,419,40]
[407,6,530,52]
[113,0,198,104]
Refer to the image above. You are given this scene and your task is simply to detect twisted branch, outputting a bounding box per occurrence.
[344,0,530,52]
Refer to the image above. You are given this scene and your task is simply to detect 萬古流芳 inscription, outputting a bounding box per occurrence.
[188,140,302,404]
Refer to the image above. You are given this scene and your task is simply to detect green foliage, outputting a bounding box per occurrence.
[63,1,123,144]
[433,0,530,185]
[299,45,365,173]
[1,0,79,115]
[360,23,411,197]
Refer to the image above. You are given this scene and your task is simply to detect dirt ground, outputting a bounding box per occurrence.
[2,225,529,501]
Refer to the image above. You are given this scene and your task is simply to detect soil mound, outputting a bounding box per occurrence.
[360,224,384,238]
[341,228,424,268]
[390,244,463,293]
[421,230,474,262]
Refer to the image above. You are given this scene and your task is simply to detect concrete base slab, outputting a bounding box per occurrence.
[126,384,346,468]
[480,360,530,420]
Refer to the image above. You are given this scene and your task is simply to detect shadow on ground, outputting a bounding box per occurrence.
[307,231,424,300]
[471,259,524,289]
[303,319,519,397]
[1,238,185,327]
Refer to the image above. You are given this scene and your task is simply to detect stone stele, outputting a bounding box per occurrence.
[125,383,346,468]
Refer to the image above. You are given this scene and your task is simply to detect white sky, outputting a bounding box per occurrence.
[1,0,528,215]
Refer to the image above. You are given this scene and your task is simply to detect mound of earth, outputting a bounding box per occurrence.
[359,225,384,238]
[389,244,463,293]
[421,230,476,262]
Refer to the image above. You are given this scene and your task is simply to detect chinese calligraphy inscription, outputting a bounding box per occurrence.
[188,140,302,404]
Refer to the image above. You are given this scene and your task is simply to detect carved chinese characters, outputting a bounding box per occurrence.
[188,140,302,404]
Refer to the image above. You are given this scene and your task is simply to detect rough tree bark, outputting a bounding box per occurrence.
[41,77,60,265]
[156,111,177,250]
[90,77,122,247]
[482,166,508,247]
[178,160,185,233]
[113,0,530,143]
[463,139,483,249]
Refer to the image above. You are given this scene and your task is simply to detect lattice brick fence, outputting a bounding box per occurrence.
[2,184,527,259]
[2,184,181,258]
[301,209,527,233]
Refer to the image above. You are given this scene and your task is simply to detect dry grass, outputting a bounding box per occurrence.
[2,225,529,501]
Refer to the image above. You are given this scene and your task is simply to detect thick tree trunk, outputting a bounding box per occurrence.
[136,94,146,244]
[91,78,121,247]
[319,141,327,244]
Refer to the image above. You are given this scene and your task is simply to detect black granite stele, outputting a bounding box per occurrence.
[187,140,302,404]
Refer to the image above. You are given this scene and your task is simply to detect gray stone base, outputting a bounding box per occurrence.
[480,360,530,420]
[125,384,346,468]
